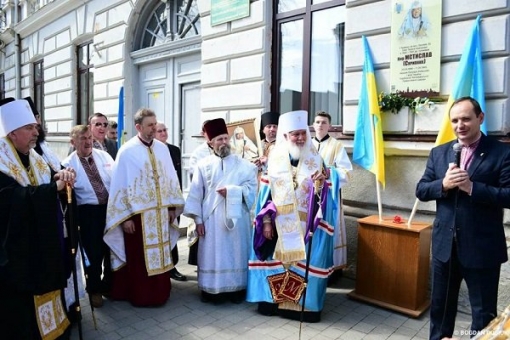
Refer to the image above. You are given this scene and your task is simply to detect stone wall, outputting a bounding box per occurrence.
[343,0,510,134]
[338,1,510,290]
[198,0,271,122]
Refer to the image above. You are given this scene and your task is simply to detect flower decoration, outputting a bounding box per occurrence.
[392,215,403,224]
[378,92,435,114]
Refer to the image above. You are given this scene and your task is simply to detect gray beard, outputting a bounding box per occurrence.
[217,144,231,158]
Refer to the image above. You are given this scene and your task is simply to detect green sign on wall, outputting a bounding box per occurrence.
[211,0,250,26]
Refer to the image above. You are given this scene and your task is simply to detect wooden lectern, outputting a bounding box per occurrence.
[348,215,432,317]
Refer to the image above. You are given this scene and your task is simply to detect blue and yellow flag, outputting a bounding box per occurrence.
[117,86,124,149]
[353,36,385,188]
[435,15,486,146]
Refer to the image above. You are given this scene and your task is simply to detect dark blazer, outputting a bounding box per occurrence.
[166,143,182,189]
[105,138,118,160]
[416,134,510,268]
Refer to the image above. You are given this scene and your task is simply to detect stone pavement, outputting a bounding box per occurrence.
[70,238,482,340]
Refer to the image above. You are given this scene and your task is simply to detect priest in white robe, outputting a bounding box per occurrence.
[104,108,184,307]
[184,118,258,304]
[253,111,280,174]
[187,120,213,266]
[312,111,352,281]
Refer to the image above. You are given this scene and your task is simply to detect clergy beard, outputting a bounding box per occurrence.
[288,142,302,161]
[217,144,231,158]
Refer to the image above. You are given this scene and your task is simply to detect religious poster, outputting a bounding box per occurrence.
[226,118,260,160]
[390,0,442,97]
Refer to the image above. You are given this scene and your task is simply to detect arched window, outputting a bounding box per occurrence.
[139,0,201,49]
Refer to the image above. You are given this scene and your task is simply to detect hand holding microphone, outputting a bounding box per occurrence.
[442,143,472,193]
[453,142,462,168]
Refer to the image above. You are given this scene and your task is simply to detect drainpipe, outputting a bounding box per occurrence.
[14,0,21,98]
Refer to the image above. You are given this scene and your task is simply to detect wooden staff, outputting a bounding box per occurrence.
[299,179,326,339]
[298,228,315,340]
[77,226,98,330]
[68,187,99,330]
[66,184,83,340]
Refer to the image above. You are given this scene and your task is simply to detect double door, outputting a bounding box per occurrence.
[139,54,202,192]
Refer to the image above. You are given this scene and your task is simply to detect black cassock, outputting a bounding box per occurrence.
[0,167,75,339]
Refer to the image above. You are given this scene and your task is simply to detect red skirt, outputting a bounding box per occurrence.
[110,214,171,307]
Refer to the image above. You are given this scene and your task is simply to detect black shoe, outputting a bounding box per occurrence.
[258,302,279,316]
[229,290,246,304]
[100,279,112,298]
[67,302,82,324]
[200,292,212,303]
[231,297,243,304]
[201,291,224,304]
[170,268,187,281]
[327,269,343,287]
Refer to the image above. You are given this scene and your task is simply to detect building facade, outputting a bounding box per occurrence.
[0,0,509,275]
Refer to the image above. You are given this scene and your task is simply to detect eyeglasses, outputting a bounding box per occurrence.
[157,128,167,133]
[94,122,108,128]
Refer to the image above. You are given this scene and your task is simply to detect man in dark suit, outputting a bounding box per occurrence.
[155,122,187,281]
[416,96,510,340]
[68,112,118,159]
[89,113,118,159]
[107,120,118,144]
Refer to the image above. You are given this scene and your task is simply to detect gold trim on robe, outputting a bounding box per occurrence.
[312,136,352,269]
[34,290,70,340]
[1,137,69,339]
[267,142,323,263]
[104,137,185,275]
[0,137,51,186]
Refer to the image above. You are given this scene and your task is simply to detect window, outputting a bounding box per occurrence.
[273,0,346,125]
[33,60,44,122]
[0,73,5,100]
[77,42,94,125]
[139,0,201,49]
[140,0,200,49]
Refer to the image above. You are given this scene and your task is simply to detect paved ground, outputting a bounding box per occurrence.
[70,238,486,340]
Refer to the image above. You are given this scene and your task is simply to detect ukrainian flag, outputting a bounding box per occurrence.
[435,15,486,146]
[117,86,124,149]
[353,36,385,188]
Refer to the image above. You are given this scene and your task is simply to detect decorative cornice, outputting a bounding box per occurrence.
[0,28,14,43]
[131,36,202,65]
[15,0,88,37]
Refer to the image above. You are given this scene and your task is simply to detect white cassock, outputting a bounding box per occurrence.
[104,137,184,274]
[184,153,258,294]
[189,142,213,177]
[312,135,352,268]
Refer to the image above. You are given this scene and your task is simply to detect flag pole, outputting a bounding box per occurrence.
[407,198,419,227]
[369,104,384,221]
[376,180,383,221]
[353,35,386,219]
[117,86,124,149]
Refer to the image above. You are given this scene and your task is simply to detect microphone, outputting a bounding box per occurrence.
[452,143,463,168]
